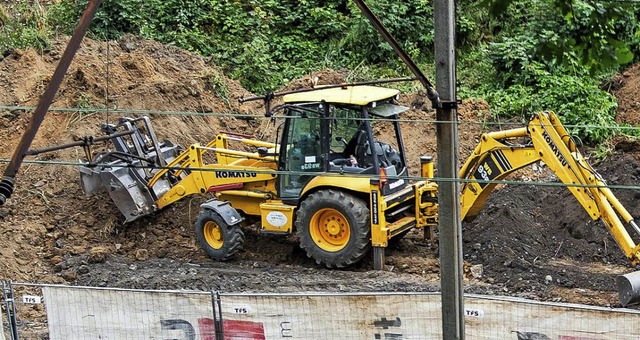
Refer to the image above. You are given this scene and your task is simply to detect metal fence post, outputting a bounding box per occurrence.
[211,290,224,340]
[1,281,18,340]
[0,282,4,340]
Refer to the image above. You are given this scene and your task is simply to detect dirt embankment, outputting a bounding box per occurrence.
[2,35,640,307]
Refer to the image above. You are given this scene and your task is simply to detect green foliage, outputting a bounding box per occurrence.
[6,0,640,145]
[0,3,50,53]
[341,1,434,64]
[203,70,231,106]
[553,0,637,74]
[484,0,637,77]
[484,63,618,143]
[46,0,440,93]
[467,0,640,143]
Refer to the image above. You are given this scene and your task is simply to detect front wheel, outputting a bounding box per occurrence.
[195,208,244,261]
[296,190,371,268]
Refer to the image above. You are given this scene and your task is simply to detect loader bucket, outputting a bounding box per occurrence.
[79,166,103,196]
[79,164,157,223]
[617,271,640,307]
[104,167,157,222]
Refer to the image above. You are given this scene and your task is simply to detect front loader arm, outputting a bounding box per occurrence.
[151,142,277,209]
[460,112,640,264]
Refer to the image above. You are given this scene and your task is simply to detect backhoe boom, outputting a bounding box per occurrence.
[460,112,640,266]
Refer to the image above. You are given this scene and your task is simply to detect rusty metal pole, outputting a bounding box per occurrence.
[0,0,102,206]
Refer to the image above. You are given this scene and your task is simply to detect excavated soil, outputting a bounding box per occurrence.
[2,36,640,308]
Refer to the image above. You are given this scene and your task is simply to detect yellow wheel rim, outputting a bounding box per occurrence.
[310,208,350,252]
[203,221,224,250]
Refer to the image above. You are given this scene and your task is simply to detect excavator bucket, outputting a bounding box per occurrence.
[617,271,640,307]
[78,117,184,222]
[80,165,158,222]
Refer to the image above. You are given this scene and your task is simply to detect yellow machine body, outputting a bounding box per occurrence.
[87,85,640,275]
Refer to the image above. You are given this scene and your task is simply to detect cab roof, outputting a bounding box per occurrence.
[282,85,400,106]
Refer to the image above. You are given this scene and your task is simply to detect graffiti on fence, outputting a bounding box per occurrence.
[513,331,604,340]
[161,318,265,340]
[374,316,403,339]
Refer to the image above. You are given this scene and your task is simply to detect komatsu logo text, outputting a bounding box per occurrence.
[215,171,258,178]
[542,130,568,167]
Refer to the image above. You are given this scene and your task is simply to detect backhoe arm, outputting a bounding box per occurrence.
[460,112,640,264]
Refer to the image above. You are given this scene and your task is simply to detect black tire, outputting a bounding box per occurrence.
[295,190,371,268]
[195,208,244,261]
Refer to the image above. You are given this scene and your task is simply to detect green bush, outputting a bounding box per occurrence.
[46,0,442,93]
[7,0,640,146]
[0,3,50,53]
[484,65,618,143]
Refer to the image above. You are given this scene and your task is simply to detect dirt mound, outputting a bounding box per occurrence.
[3,36,640,308]
[614,63,640,125]
[0,35,263,282]
[463,154,640,302]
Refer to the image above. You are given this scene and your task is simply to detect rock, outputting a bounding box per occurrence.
[88,247,110,263]
[50,255,63,265]
[77,265,90,275]
[545,275,553,284]
[70,246,86,255]
[470,264,483,279]
[135,249,149,261]
[61,270,77,282]
[472,243,482,250]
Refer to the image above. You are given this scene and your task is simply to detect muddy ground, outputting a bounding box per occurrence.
[2,35,640,308]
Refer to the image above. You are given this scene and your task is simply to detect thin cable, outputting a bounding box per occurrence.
[3,158,640,191]
[1,104,640,132]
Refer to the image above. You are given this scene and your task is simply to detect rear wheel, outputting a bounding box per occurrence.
[195,208,244,261]
[296,190,370,268]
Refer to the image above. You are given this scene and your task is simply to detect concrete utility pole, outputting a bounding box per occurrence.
[434,0,465,338]
[352,0,464,337]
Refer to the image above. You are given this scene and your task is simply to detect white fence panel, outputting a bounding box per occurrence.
[43,287,212,339]
[41,286,640,339]
[1,301,5,340]
[463,295,640,339]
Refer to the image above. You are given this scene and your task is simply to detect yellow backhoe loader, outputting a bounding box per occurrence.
[78,84,640,305]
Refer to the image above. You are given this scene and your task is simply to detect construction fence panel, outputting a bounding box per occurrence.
[41,285,213,339]
[216,292,442,339]
[2,282,47,340]
[3,283,640,339]
[1,296,5,340]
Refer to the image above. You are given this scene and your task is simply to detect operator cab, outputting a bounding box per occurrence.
[277,85,410,199]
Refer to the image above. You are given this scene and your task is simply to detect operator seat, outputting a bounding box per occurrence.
[330,125,367,168]
[351,127,403,172]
